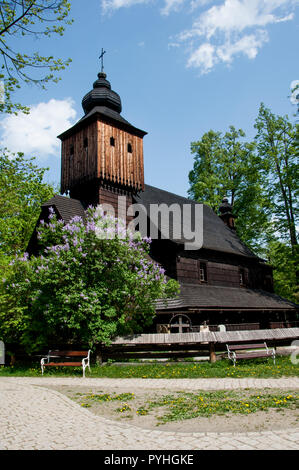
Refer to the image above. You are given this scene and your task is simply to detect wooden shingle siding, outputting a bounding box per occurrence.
[61,118,144,196]
[61,121,98,194]
[176,258,248,288]
[177,257,199,284]
[208,262,240,287]
[98,186,133,221]
[97,120,144,190]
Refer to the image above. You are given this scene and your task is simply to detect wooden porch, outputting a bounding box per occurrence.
[98,327,299,364]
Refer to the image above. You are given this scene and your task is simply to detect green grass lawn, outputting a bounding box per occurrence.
[0,356,298,378]
[73,389,299,424]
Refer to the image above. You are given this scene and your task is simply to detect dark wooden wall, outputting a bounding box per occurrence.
[97,121,144,191]
[61,121,98,195]
[61,118,144,196]
[150,241,274,292]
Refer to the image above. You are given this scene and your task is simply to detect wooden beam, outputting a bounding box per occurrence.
[209,342,217,363]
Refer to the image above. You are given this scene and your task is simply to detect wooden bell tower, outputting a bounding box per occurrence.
[58,67,147,222]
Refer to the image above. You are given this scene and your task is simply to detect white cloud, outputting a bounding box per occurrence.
[100,0,298,74]
[217,31,269,61]
[0,99,77,159]
[190,0,296,38]
[102,0,150,12]
[187,42,216,73]
[187,31,269,74]
[161,0,187,15]
[101,0,214,14]
[179,0,298,73]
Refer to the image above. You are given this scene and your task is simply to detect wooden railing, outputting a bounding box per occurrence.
[270,321,299,329]
[98,328,299,364]
[192,323,260,332]
[158,322,299,333]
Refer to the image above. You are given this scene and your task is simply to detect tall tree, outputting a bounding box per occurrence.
[254,104,298,292]
[0,149,55,263]
[188,106,298,301]
[188,126,271,252]
[0,0,73,114]
[254,104,298,254]
[0,207,179,351]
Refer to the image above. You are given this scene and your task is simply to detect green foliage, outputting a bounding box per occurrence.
[0,149,55,261]
[0,0,73,114]
[188,105,298,300]
[188,126,272,253]
[254,104,298,250]
[142,390,298,423]
[0,356,297,378]
[0,207,179,352]
[266,241,299,304]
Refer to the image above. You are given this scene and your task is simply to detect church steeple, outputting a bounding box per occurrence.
[58,60,147,221]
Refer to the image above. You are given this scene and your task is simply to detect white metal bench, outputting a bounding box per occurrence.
[41,350,91,377]
[226,342,275,367]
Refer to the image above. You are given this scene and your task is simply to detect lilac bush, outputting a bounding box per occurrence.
[1,206,179,351]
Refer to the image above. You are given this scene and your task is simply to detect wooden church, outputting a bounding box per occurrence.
[28,65,298,334]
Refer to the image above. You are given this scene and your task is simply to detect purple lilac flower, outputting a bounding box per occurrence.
[48,207,55,219]
[71,216,83,223]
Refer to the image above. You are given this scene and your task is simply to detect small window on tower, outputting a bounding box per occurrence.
[127,143,132,153]
[199,262,207,282]
[110,137,115,147]
[70,145,74,156]
[83,137,88,149]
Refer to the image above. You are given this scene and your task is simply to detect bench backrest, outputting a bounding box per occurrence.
[48,350,89,357]
[227,342,267,351]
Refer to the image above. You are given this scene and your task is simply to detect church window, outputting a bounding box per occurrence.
[70,145,74,156]
[199,262,207,282]
[83,137,88,149]
[110,137,115,147]
[127,143,132,153]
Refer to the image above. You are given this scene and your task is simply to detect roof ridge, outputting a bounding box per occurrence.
[42,194,83,205]
[144,184,194,205]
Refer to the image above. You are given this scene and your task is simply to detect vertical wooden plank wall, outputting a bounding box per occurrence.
[61,121,98,194]
[97,120,144,191]
[61,118,144,198]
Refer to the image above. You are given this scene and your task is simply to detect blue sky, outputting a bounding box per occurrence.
[1,0,298,197]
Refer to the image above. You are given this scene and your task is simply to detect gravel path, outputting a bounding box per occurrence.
[0,377,298,450]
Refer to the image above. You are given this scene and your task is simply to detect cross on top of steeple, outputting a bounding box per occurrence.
[99,48,106,73]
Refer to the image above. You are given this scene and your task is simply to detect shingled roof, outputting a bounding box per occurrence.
[41,185,260,261]
[156,283,298,311]
[42,195,85,223]
[134,184,259,259]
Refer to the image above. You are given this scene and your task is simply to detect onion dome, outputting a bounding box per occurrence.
[82,72,122,115]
